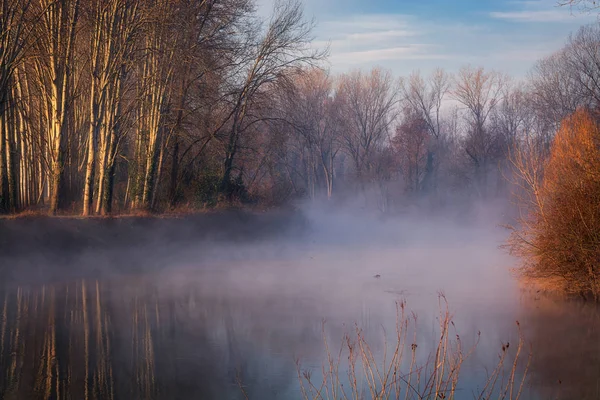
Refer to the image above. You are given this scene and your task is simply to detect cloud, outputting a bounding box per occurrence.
[313,14,450,70]
[330,45,450,65]
[345,30,417,41]
[489,0,597,23]
[490,10,583,22]
[259,0,592,78]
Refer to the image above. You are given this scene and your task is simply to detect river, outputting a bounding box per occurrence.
[0,210,598,399]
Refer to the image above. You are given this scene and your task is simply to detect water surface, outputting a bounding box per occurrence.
[0,212,598,399]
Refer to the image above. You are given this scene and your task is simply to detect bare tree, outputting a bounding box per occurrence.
[128,0,179,212]
[530,24,600,130]
[452,66,506,196]
[281,68,339,199]
[164,0,253,209]
[392,108,430,193]
[399,68,451,193]
[564,24,600,108]
[491,86,538,151]
[0,0,33,213]
[218,0,326,198]
[530,50,585,126]
[400,69,450,140]
[82,0,141,216]
[558,0,600,12]
[336,68,398,183]
[30,0,81,214]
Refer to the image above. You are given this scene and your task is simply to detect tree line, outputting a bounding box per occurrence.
[0,0,598,216]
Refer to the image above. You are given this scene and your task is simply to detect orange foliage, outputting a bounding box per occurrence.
[510,109,600,299]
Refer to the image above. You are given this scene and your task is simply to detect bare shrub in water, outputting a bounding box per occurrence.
[297,297,531,400]
[507,109,600,300]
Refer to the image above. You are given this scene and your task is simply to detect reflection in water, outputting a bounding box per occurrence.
[0,276,330,399]
[0,223,599,399]
[1,275,598,400]
[521,296,600,400]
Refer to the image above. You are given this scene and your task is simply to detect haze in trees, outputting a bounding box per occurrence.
[0,0,596,219]
[2,0,600,399]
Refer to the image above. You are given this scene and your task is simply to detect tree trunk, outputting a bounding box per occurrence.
[101,159,117,216]
[5,100,17,212]
[0,107,7,213]
[151,135,165,210]
[49,157,63,215]
[141,124,160,211]
[220,124,239,197]
[100,130,118,216]
[83,77,99,216]
[168,137,179,209]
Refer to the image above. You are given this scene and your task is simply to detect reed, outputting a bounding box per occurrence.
[298,296,531,400]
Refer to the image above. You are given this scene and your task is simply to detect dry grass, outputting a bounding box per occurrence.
[0,208,48,219]
[0,205,280,220]
[297,296,531,400]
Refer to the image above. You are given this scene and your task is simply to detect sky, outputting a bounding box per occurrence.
[257,0,598,78]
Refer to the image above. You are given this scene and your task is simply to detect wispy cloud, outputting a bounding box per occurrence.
[489,0,596,23]
[314,14,452,69]
[256,0,592,77]
[490,10,582,22]
[330,45,449,65]
[319,14,415,31]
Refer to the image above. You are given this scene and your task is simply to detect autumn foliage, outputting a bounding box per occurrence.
[509,109,600,299]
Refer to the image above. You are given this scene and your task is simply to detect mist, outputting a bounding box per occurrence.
[0,199,571,399]
[1,0,600,397]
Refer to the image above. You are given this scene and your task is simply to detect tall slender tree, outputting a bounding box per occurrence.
[30,0,81,214]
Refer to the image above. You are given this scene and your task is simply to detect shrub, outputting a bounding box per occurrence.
[508,109,600,300]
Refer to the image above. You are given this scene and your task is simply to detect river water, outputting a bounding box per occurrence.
[0,211,598,399]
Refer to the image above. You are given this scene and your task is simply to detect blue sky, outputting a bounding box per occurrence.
[258,0,597,78]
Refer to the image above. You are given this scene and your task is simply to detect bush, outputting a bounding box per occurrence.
[508,109,600,300]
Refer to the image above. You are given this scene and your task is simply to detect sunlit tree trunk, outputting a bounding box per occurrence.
[99,73,124,215]
[134,3,175,211]
[0,0,32,213]
[32,0,81,215]
[82,2,103,216]
[82,0,140,215]
[4,89,16,211]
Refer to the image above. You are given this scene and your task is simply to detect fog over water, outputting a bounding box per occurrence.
[0,203,598,399]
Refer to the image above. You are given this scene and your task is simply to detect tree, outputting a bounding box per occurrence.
[282,68,339,199]
[491,87,533,150]
[336,68,398,183]
[399,69,451,193]
[530,24,600,130]
[452,66,506,196]
[82,0,141,216]
[164,0,253,209]
[0,0,33,213]
[218,0,325,198]
[507,109,600,300]
[127,0,179,212]
[563,24,600,109]
[30,0,81,215]
[392,108,430,193]
[559,0,600,12]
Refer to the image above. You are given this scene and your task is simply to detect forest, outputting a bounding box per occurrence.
[0,0,598,219]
